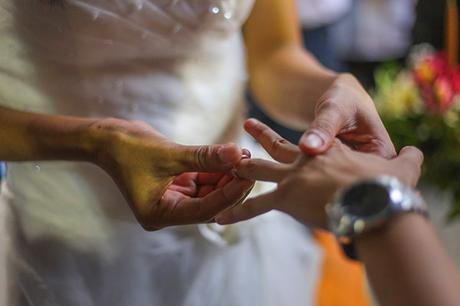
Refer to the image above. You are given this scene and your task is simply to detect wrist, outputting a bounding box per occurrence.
[83,117,128,168]
[355,213,430,259]
[327,176,428,260]
[70,118,104,164]
[30,115,102,163]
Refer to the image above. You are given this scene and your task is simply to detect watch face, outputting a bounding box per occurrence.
[342,182,390,218]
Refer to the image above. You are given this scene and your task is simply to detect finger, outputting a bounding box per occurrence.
[197,174,235,197]
[197,185,215,197]
[172,172,197,186]
[394,146,424,187]
[197,173,225,185]
[244,118,300,163]
[299,101,346,156]
[215,192,277,224]
[235,158,292,182]
[173,143,242,173]
[340,128,396,159]
[397,146,424,166]
[173,178,254,223]
[216,174,233,189]
[233,183,255,207]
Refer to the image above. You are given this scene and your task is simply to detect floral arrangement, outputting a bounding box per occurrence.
[374,0,460,220]
[374,46,460,220]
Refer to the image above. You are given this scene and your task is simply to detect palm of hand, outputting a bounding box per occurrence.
[92,118,253,231]
[130,171,251,230]
[115,157,252,230]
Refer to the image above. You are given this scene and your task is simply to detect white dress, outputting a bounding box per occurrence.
[0,1,322,305]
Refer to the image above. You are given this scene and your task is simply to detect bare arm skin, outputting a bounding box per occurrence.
[243,0,336,130]
[244,0,395,158]
[0,106,96,161]
[0,105,254,230]
[357,214,460,306]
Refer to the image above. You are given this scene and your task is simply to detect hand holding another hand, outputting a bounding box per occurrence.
[300,74,396,158]
[216,119,423,229]
[89,118,254,230]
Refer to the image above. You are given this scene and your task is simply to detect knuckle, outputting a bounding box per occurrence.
[311,155,328,169]
[270,138,290,157]
[195,145,210,170]
[315,99,341,115]
[313,118,336,137]
[277,175,302,198]
[412,147,425,165]
[242,159,258,176]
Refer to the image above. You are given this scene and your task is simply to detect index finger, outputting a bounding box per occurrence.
[244,119,300,163]
[236,158,292,182]
[167,178,255,224]
[215,192,277,224]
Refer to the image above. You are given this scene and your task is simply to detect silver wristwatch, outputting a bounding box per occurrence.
[326,176,428,260]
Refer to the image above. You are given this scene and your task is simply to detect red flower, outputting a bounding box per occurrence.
[413,52,448,87]
[434,76,455,113]
[412,52,460,114]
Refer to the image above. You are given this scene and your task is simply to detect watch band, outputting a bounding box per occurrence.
[342,241,359,261]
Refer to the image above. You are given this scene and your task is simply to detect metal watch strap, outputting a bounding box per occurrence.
[328,176,428,261]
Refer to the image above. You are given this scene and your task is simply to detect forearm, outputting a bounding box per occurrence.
[0,106,98,162]
[248,46,337,130]
[356,214,460,306]
[243,0,337,130]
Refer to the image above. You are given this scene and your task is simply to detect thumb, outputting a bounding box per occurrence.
[394,146,424,187]
[172,143,243,173]
[299,102,345,155]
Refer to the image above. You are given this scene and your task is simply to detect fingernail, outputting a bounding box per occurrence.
[242,148,251,159]
[302,133,324,149]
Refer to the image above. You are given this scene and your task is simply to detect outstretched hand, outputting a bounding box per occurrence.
[91,118,254,230]
[216,119,423,228]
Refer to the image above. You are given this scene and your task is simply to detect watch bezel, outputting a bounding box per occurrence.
[327,176,424,238]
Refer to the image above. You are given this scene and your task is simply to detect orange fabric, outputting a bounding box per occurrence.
[315,231,371,306]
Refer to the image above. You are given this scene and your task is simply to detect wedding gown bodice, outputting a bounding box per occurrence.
[1,0,253,143]
[0,0,253,236]
[0,1,322,306]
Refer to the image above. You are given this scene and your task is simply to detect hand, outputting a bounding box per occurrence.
[300,74,396,158]
[89,118,254,230]
[216,119,423,228]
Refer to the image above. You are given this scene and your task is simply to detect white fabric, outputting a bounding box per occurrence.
[0,1,322,305]
[331,0,416,61]
[296,0,351,29]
